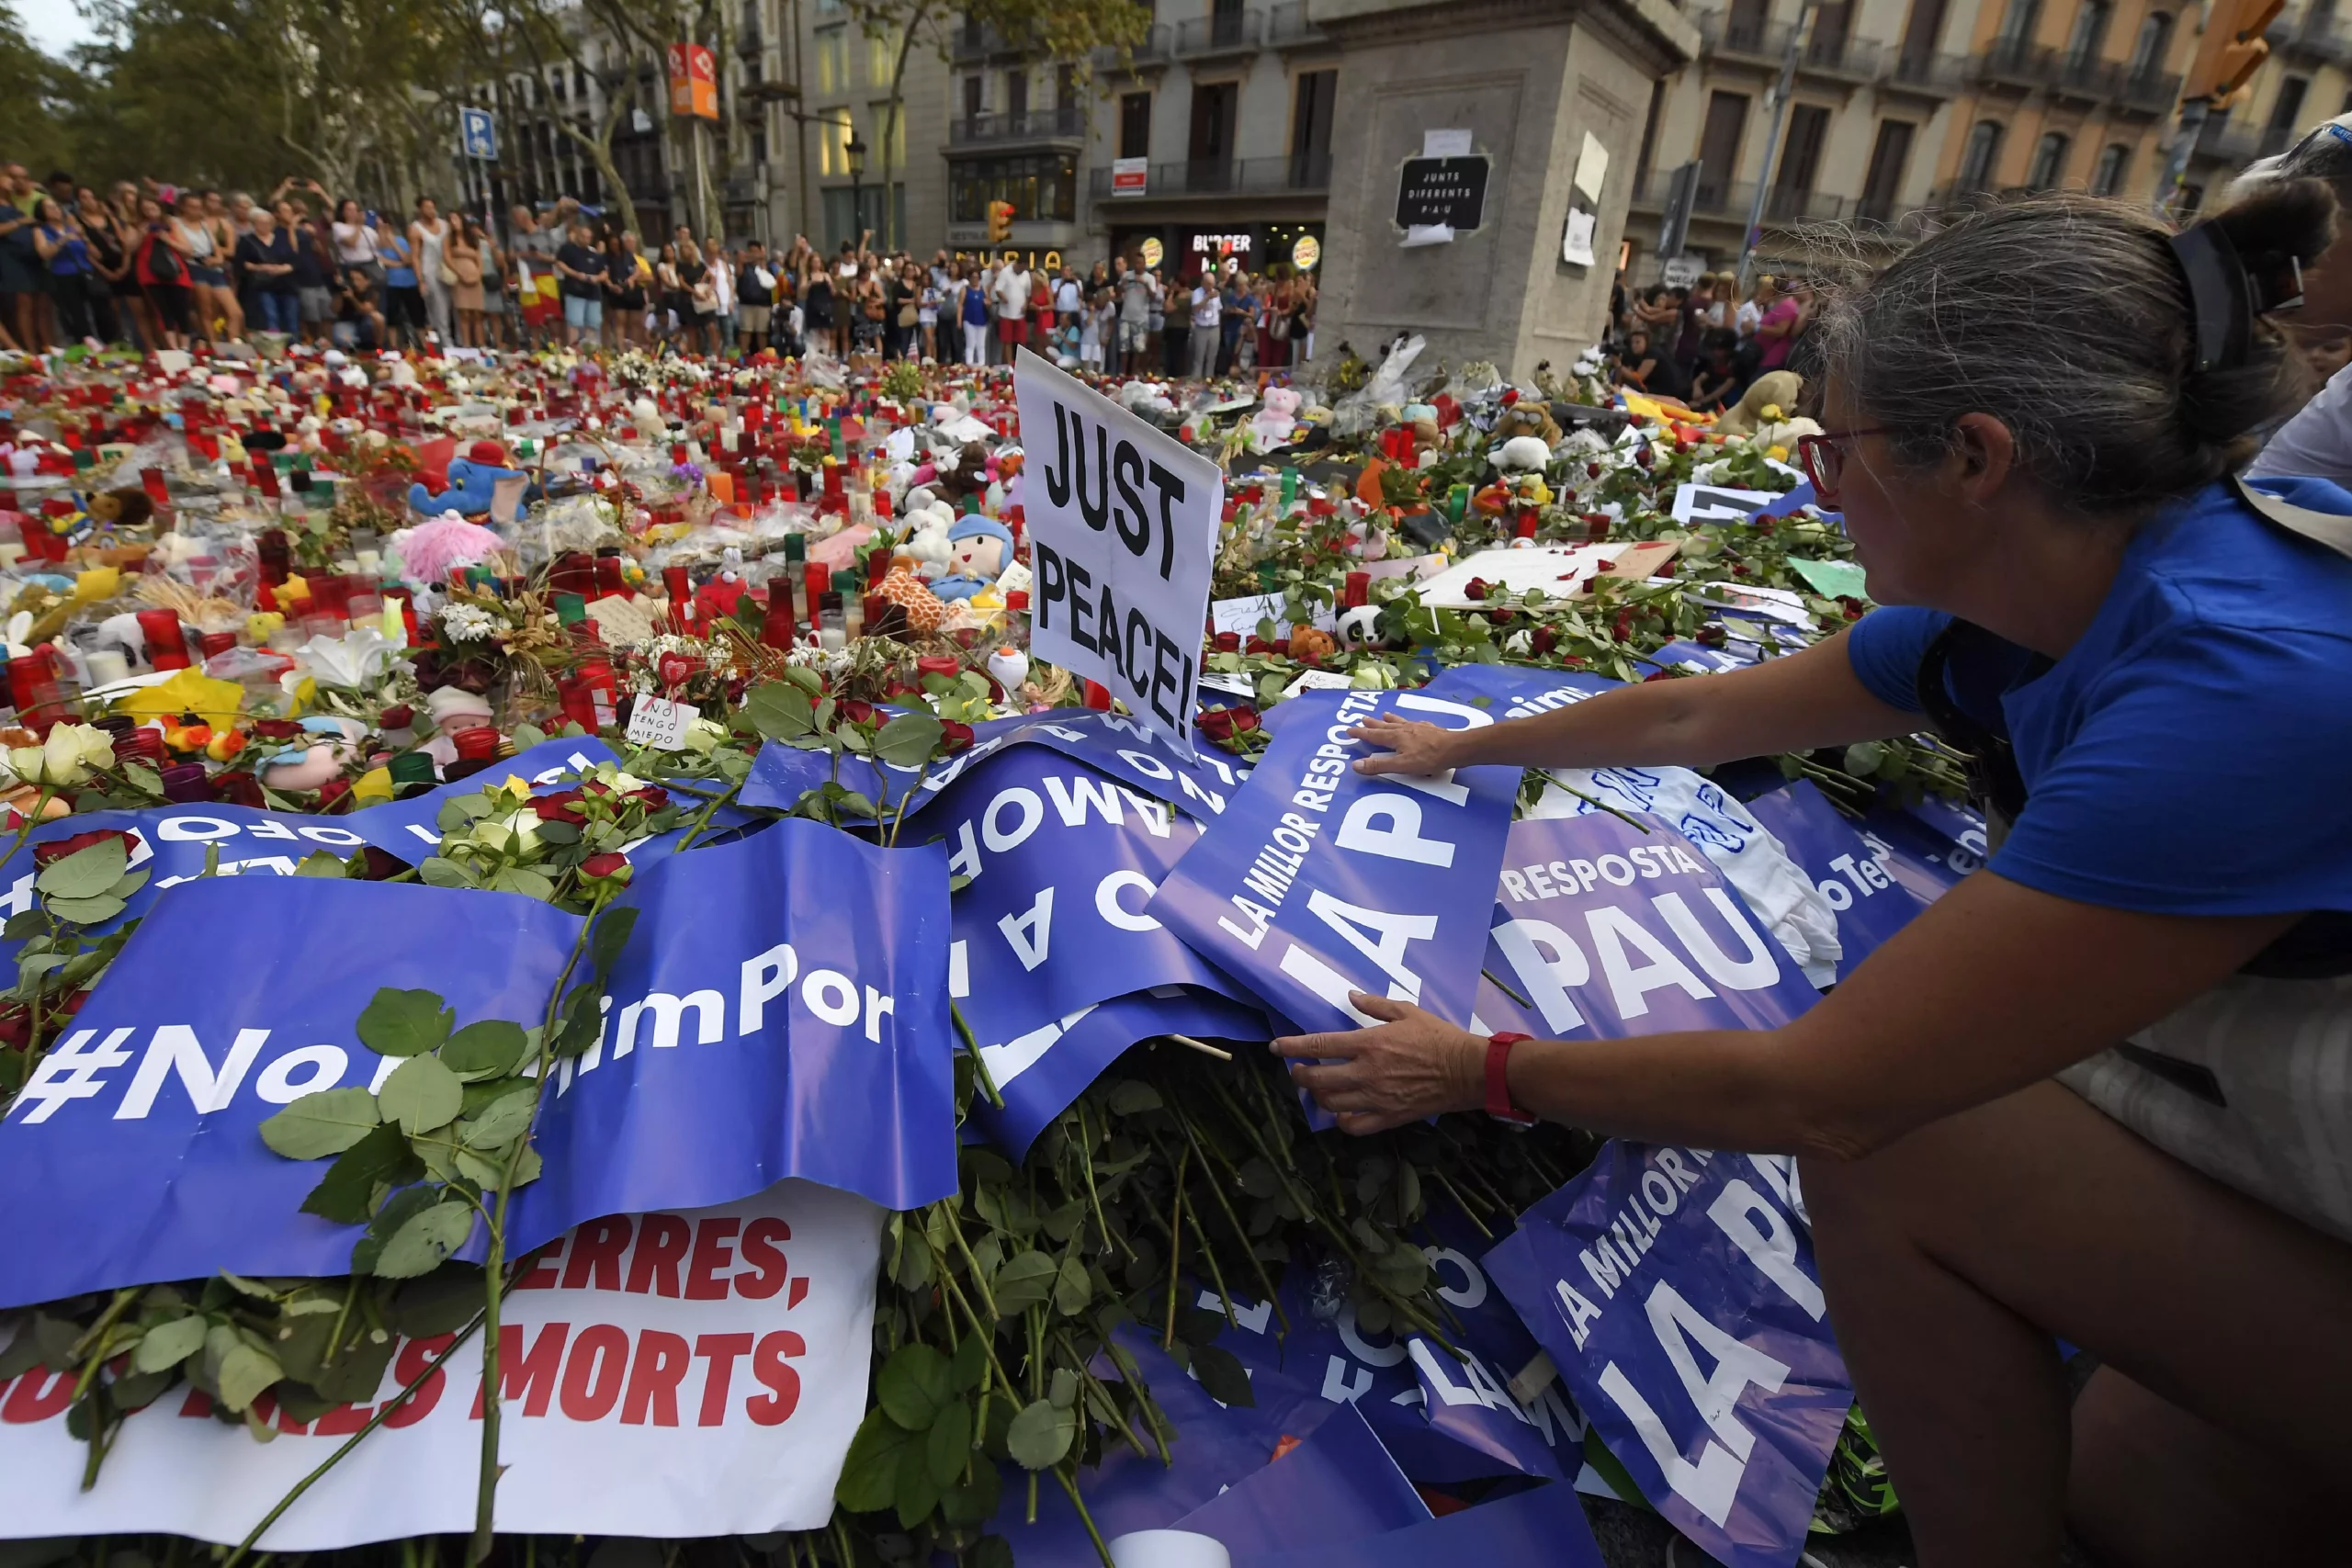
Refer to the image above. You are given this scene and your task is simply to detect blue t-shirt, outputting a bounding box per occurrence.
[1846,476,2352,918]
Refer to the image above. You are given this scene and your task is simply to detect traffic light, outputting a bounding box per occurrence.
[986,199,1014,244]
[2184,0,2285,105]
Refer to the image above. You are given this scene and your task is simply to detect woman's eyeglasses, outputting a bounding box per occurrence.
[1794,428,1888,504]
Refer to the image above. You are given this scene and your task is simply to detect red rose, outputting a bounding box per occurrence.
[939,720,975,753]
[1634,446,1655,469]
[581,852,632,884]
[253,718,303,740]
[1531,626,1558,655]
[533,788,587,823]
[378,704,414,729]
[1464,578,1489,602]
[1197,705,1261,741]
[33,828,137,868]
[835,698,876,727]
[626,784,670,811]
[1586,463,1602,479]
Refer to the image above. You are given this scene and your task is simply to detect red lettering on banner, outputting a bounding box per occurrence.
[684,1218,740,1300]
[1,1369,74,1423]
[471,1323,570,1418]
[250,1391,308,1434]
[735,1217,791,1299]
[313,1400,374,1435]
[694,1333,755,1426]
[625,1214,691,1297]
[561,1216,633,1291]
[178,1388,213,1418]
[745,1330,805,1427]
[560,1324,628,1420]
[384,1335,453,1428]
[622,1330,691,1426]
[514,1236,566,1291]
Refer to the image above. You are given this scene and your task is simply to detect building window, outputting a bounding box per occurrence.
[1859,118,1915,220]
[2271,74,2312,130]
[1006,68,1028,118]
[2127,10,2172,74]
[2091,141,2130,195]
[866,27,897,86]
[1957,118,2004,189]
[2063,0,2110,64]
[867,100,908,164]
[1119,91,1151,158]
[950,153,1078,222]
[1057,62,1078,107]
[2026,130,2070,188]
[1995,0,2041,44]
[1697,90,1749,205]
[1291,69,1336,184]
[814,26,848,94]
[817,116,854,176]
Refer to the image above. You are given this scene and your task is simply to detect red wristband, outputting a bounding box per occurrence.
[1486,1032,1535,1124]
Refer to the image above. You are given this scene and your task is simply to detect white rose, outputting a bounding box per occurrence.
[10,724,116,786]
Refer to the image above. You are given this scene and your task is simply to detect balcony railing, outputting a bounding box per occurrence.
[1092,23,1173,68]
[1087,152,1331,200]
[952,22,1024,61]
[948,106,1088,145]
[1884,49,1970,90]
[2113,65,2183,112]
[1174,9,1263,54]
[1626,173,1842,223]
[2196,118,2298,165]
[2270,9,2352,63]
[1967,39,2182,111]
[1692,10,1881,75]
[1267,2,1327,44]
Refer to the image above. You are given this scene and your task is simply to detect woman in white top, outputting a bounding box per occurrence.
[171,192,241,342]
[410,197,450,344]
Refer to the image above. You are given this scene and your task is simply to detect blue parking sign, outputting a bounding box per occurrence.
[460,107,497,161]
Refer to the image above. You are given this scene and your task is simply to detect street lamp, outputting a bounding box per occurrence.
[846,131,867,239]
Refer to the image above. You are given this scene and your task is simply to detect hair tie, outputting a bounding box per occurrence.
[2170,220,2303,373]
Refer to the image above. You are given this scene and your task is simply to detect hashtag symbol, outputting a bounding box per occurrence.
[11,1027,136,1123]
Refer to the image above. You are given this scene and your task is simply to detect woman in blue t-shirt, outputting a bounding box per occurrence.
[1298,184,2352,1565]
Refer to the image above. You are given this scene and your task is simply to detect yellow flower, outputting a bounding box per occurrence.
[1760,404,1785,422]
[1766,445,1790,462]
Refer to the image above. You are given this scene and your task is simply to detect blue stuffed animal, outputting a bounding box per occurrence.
[930,513,1017,602]
[409,444,526,519]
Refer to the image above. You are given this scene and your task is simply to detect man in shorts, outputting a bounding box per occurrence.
[554,221,604,345]
[992,256,1030,358]
[736,239,775,355]
[1118,257,1154,373]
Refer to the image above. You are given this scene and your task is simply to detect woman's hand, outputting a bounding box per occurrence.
[1273,993,1487,1134]
[1348,716,1466,777]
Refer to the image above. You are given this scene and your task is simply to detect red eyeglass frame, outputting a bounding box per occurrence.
[1794,428,1890,503]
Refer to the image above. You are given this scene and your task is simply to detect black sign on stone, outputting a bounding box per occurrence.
[1395,154,1489,232]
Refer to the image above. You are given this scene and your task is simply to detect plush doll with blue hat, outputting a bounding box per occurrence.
[930,512,1016,602]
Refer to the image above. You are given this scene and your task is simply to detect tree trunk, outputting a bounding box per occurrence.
[561,87,642,242]
[878,1,931,254]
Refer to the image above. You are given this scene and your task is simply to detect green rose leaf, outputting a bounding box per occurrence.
[925,1397,974,1487]
[350,1182,442,1274]
[214,1340,283,1414]
[1004,1397,1076,1470]
[45,893,126,926]
[940,1461,1002,1529]
[893,1427,942,1528]
[1192,1344,1256,1407]
[293,851,346,878]
[457,1085,537,1149]
[1053,1255,1091,1317]
[441,1020,531,1082]
[389,1265,489,1337]
[379,1055,462,1135]
[990,1250,1060,1317]
[257,1087,382,1160]
[357,987,454,1058]
[490,866,557,900]
[591,906,639,978]
[948,1326,989,1393]
[35,836,128,900]
[372,1198,477,1279]
[130,1313,209,1373]
[874,712,944,770]
[836,1407,917,1514]
[876,1342,953,1431]
[300,1121,425,1225]
[419,856,479,889]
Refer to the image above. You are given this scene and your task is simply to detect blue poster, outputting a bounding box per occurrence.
[0,819,954,1310]
[1474,813,1820,1040]
[1485,1143,1851,1568]
[0,802,379,959]
[1205,1210,1587,1486]
[1741,783,1933,975]
[933,746,1248,1050]
[1171,1403,1430,1553]
[1860,792,1988,897]
[741,709,1253,826]
[970,985,1267,1160]
[1420,661,1622,718]
[1238,1481,1607,1568]
[1148,688,1519,1035]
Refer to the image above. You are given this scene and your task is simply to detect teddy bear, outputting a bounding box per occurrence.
[1250,388,1301,447]
[1715,371,1804,436]
[409,440,528,522]
[1494,400,1564,448]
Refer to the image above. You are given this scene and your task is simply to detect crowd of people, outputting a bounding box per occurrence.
[1602,267,1812,410]
[0,165,1319,379]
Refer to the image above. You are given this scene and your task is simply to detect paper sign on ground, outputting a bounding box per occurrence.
[0,1180,880,1547]
[1014,348,1223,757]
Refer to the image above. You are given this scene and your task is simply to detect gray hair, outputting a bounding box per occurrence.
[2229,116,2352,209]
[1808,185,2335,517]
